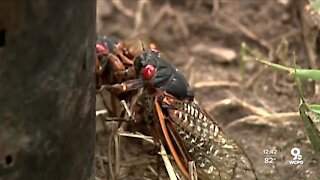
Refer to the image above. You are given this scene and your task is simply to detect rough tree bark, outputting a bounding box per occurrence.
[0,1,96,180]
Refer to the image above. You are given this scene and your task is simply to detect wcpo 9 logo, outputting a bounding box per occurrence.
[288,147,304,165]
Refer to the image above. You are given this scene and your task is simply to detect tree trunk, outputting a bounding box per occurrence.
[0,1,96,180]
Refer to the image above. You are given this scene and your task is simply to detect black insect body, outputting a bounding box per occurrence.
[134,50,194,101]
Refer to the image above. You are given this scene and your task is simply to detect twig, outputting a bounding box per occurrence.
[244,66,266,89]
[118,131,178,179]
[228,112,299,127]
[269,29,301,45]
[114,134,121,178]
[111,0,135,18]
[194,81,239,89]
[207,98,271,117]
[124,156,157,167]
[150,3,170,29]
[191,43,237,62]
[99,155,157,167]
[151,3,189,38]
[147,165,164,180]
[176,13,189,38]
[117,131,154,143]
[132,0,150,35]
[220,12,272,52]
[129,88,144,119]
[121,100,132,118]
[104,117,132,122]
[108,122,119,180]
[96,147,107,177]
[108,135,115,180]
[96,109,108,116]
[253,92,276,114]
[231,96,271,116]
[160,144,178,180]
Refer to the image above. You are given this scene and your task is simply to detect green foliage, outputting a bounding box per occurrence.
[257,58,320,80]
[239,40,320,153]
[294,68,320,153]
[309,104,320,114]
[255,57,320,154]
[299,104,320,153]
[239,42,247,76]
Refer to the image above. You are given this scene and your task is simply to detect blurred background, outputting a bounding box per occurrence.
[95,0,320,179]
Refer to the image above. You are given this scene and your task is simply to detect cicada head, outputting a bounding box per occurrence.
[134,50,159,77]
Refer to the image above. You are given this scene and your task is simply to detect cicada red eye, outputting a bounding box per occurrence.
[142,64,156,80]
[96,43,108,54]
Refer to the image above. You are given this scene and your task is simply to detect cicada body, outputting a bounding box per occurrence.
[104,49,257,179]
[95,36,124,88]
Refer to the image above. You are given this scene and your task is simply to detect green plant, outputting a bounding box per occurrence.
[256,58,320,154]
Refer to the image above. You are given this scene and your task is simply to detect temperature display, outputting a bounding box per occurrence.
[263,148,280,165]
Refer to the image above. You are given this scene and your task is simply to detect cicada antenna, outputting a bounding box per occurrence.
[139,39,145,51]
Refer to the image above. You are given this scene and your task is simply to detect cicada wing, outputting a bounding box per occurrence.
[153,98,191,178]
[164,96,257,180]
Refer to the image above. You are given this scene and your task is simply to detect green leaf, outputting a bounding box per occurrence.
[309,104,320,114]
[294,63,320,154]
[294,69,320,80]
[299,103,320,153]
[256,59,320,80]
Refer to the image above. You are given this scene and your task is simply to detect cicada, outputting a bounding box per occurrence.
[95,34,159,89]
[102,48,258,179]
[95,35,159,118]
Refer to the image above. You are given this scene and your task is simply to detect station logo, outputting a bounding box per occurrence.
[288,147,303,165]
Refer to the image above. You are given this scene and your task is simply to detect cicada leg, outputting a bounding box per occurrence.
[115,42,135,65]
[98,79,145,95]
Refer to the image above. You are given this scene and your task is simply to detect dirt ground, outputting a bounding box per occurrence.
[95,0,320,179]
